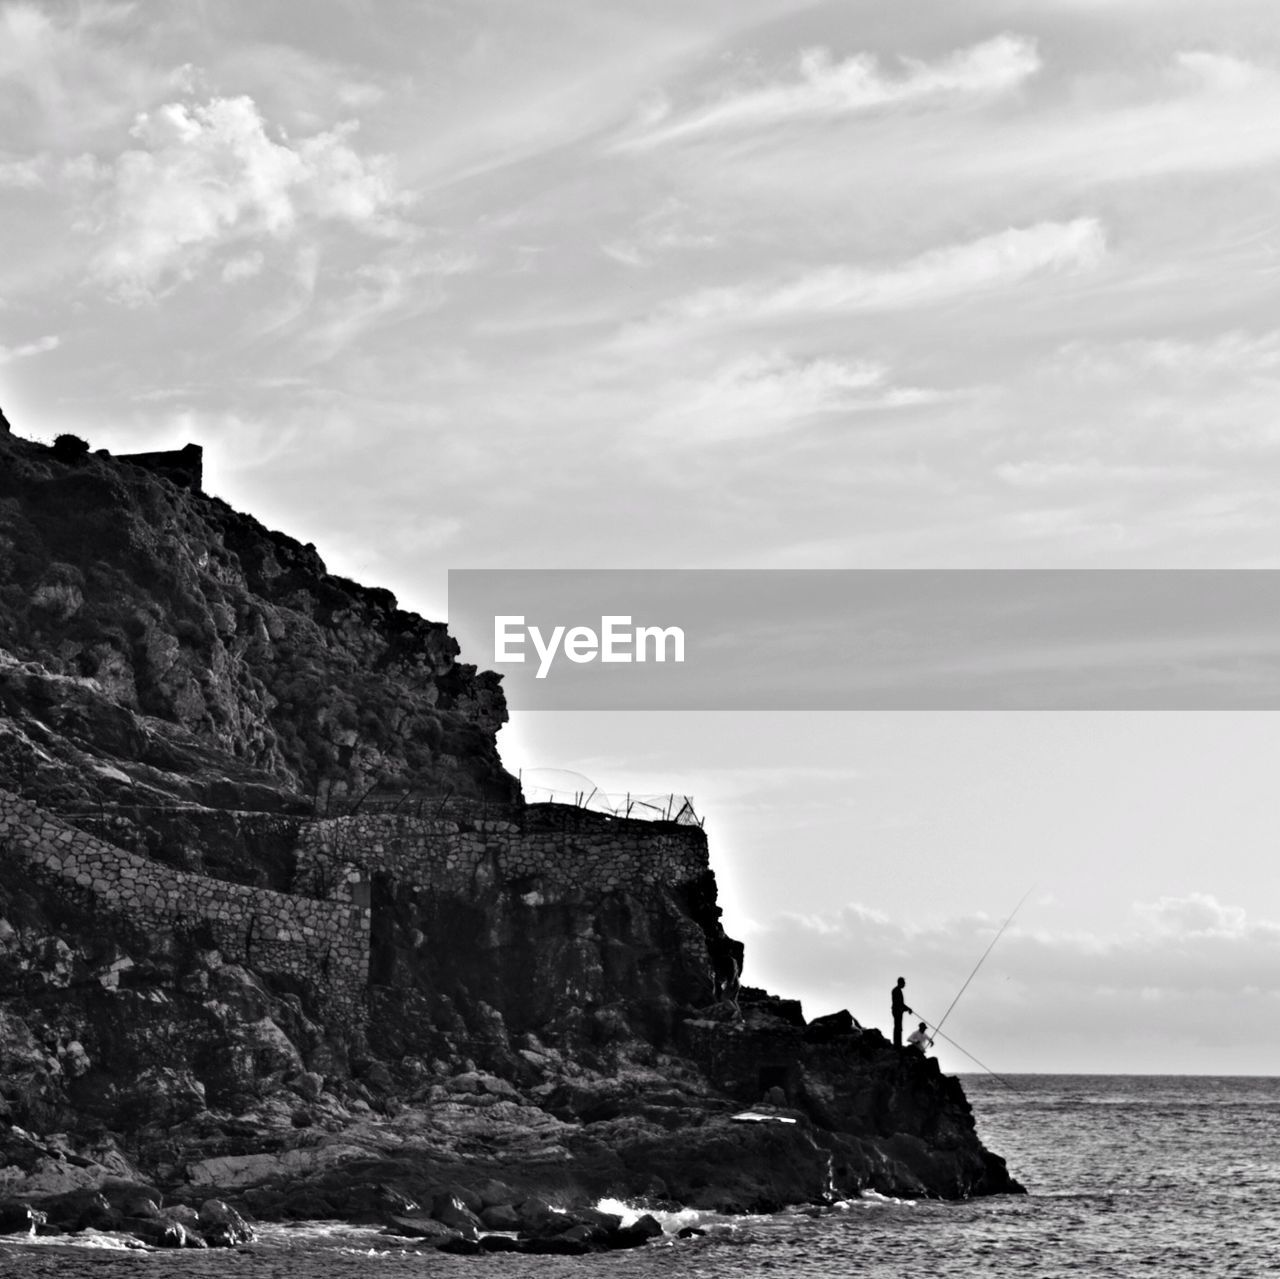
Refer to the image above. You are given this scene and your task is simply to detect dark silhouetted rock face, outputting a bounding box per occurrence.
[115,442,203,492]
[0,427,1022,1243]
[0,429,515,813]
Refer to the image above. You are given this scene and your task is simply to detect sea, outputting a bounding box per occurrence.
[3,1074,1277,1278]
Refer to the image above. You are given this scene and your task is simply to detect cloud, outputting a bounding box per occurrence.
[91,95,409,301]
[618,34,1040,150]
[993,329,1280,475]
[743,892,1280,1067]
[637,219,1105,337]
[296,248,479,362]
[970,49,1280,185]
[993,459,1207,490]
[642,352,937,444]
[1133,892,1250,938]
[0,2,184,147]
[0,155,44,188]
[0,334,59,364]
[1054,330,1280,382]
[600,198,718,269]
[220,251,264,284]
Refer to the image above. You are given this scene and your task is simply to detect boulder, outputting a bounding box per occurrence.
[566,1206,624,1241]
[198,1199,255,1246]
[130,1217,206,1248]
[294,1071,325,1102]
[525,1230,591,1255]
[474,1177,517,1208]
[369,1184,419,1217]
[383,1216,462,1247]
[611,1212,665,1248]
[438,1235,483,1255]
[104,1181,166,1219]
[479,1203,520,1231]
[514,1195,560,1234]
[34,1189,119,1232]
[628,1212,665,1239]
[430,1192,482,1236]
[479,1234,526,1253]
[433,1183,482,1214]
[805,1010,860,1040]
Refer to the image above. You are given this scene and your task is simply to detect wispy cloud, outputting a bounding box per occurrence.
[618,34,1040,150]
[633,219,1106,338]
[1053,329,1280,381]
[0,2,183,146]
[0,334,59,364]
[91,95,411,301]
[600,198,718,269]
[642,352,937,444]
[296,248,478,362]
[971,50,1280,185]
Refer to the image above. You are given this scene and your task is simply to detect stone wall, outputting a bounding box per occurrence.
[0,789,369,1022]
[295,803,710,899]
[0,788,710,1028]
[114,441,203,491]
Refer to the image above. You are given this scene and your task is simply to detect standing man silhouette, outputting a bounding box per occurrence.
[891,976,913,1048]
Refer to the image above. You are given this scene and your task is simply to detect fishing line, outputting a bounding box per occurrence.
[932,884,1035,1037]
[912,1011,1025,1095]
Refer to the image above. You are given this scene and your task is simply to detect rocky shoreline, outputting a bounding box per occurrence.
[0,1003,1020,1254]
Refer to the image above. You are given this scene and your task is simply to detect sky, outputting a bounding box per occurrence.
[3,0,1280,1073]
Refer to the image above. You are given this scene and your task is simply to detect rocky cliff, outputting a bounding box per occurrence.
[0,429,513,817]
[0,426,1020,1253]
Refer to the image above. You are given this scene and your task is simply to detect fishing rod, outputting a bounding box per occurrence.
[912,1011,1024,1095]
[931,885,1034,1038]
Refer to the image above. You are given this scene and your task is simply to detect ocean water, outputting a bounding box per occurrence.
[3,1074,1277,1278]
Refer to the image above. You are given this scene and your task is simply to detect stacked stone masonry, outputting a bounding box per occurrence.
[0,791,708,1032]
[294,804,710,900]
[0,789,369,1022]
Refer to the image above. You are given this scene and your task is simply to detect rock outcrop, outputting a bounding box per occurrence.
[0,428,512,816]
[0,426,1021,1251]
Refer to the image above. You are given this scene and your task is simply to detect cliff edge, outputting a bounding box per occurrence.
[0,427,1021,1252]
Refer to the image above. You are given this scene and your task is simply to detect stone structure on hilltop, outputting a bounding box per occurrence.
[113,441,204,492]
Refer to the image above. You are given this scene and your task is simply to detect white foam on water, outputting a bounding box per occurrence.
[853,1190,915,1207]
[334,1246,431,1258]
[0,1229,148,1251]
[594,1196,722,1234]
[255,1220,392,1248]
